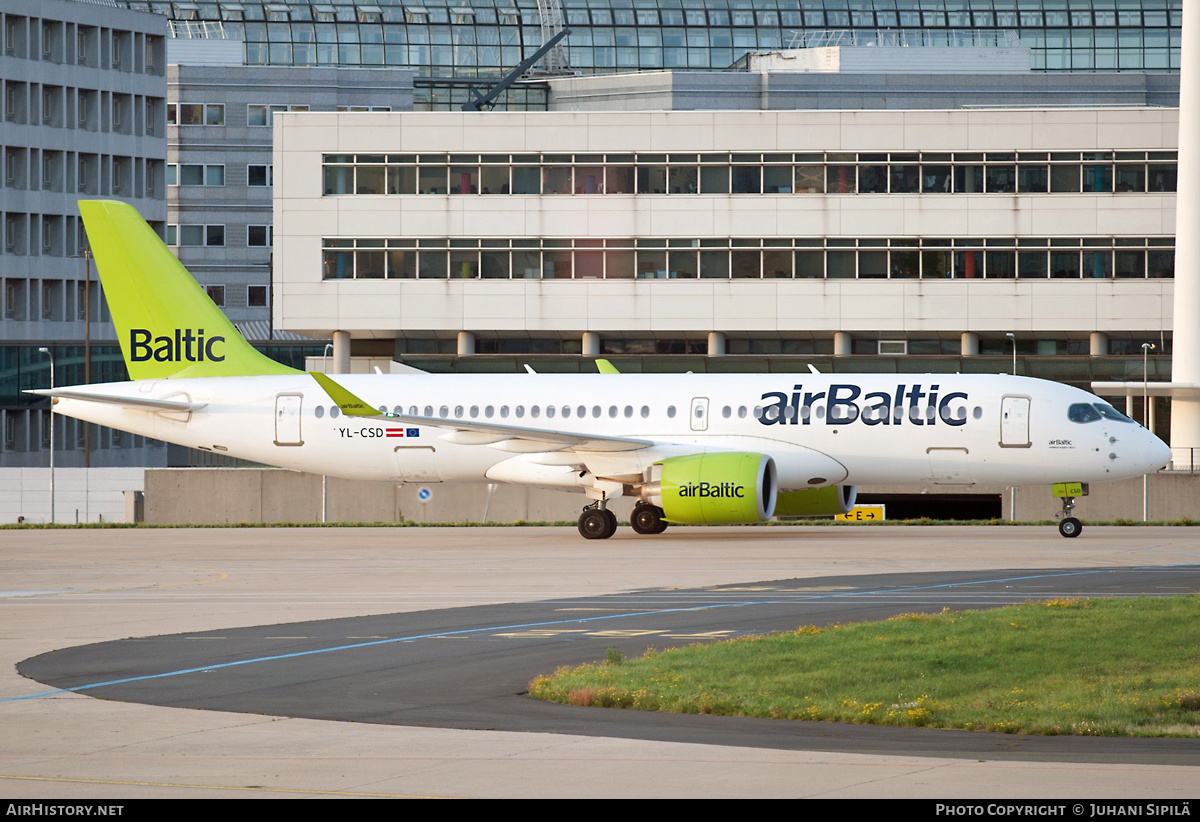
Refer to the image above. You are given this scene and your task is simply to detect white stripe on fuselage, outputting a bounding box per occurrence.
[47,373,1171,489]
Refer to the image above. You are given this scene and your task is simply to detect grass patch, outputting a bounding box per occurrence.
[528,596,1200,736]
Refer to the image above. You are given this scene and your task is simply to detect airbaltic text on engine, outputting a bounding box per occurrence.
[758,383,968,426]
[130,328,225,363]
[678,481,745,498]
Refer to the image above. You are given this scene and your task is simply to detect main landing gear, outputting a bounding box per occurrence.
[577,501,669,539]
[578,502,618,540]
[630,501,668,535]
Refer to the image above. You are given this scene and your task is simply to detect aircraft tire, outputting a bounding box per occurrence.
[1058,517,1083,538]
[602,509,618,539]
[579,509,614,540]
[631,503,663,535]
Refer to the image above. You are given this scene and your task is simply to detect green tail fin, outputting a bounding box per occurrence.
[78,200,299,380]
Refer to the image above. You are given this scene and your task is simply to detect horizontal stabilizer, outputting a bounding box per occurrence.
[28,388,207,412]
[310,372,387,417]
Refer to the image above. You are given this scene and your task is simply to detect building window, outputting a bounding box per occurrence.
[247,164,272,186]
[174,225,226,247]
[247,103,305,126]
[320,151,1181,198]
[320,236,1174,281]
[171,164,224,186]
[248,285,268,307]
[205,285,225,306]
[176,103,224,125]
[247,225,272,246]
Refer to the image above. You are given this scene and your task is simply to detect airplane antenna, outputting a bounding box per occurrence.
[524,364,538,374]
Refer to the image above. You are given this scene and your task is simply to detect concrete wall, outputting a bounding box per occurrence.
[1009,473,1200,522]
[0,468,145,524]
[142,468,636,524]
[546,71,1178,112]
[746,46,1031,75]
[139,468,1200,525]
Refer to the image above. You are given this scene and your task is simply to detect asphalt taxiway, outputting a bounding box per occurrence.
[3,525,1199,798]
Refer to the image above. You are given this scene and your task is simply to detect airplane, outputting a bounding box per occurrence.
[33,200,1173,539]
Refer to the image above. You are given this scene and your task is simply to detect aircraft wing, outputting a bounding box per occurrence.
[383,412,652,453]
[310,372,652,453]
[27,388,208,412]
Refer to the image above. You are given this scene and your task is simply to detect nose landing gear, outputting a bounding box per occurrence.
[1052,482,1087,538]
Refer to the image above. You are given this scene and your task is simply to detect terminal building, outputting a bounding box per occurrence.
[278,105,1178,388]
[0,0,1188,490]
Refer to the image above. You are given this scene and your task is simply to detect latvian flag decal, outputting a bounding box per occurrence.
[387,428,419,438]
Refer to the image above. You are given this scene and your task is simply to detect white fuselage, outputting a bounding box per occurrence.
[49,372,1171,493]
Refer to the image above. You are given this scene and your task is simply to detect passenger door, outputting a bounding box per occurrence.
[274,393,303,446]
[1000,395,1031,448]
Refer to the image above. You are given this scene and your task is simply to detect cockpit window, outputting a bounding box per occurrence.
[1068,403,1102,423]
[1095,404,1134,423]
[1068,403,1135,424]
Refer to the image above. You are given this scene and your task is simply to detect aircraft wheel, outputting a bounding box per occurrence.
[1058,517,1083,538]
[602,509,618,539]
[631,504,663,535]
[579,509,614,540]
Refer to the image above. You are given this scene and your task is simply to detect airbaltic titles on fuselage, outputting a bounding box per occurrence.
[758,383,969,427]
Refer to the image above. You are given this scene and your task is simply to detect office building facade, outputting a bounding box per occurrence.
[0,0,168,467]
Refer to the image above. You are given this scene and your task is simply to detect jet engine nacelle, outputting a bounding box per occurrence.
[774,485,858,517]
[642,452,777,525]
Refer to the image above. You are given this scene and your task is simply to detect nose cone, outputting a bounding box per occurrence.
[1144,430,1173,473]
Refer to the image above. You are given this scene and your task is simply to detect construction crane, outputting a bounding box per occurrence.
[461,27,571,111]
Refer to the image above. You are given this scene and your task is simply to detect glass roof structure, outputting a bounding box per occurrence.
[125,0,1180,77]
